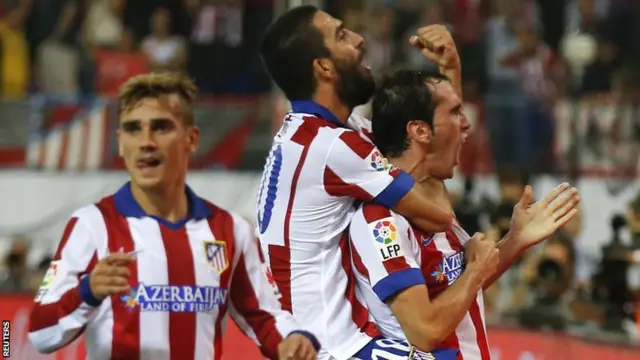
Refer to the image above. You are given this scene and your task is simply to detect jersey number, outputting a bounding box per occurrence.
[257,145,282,234]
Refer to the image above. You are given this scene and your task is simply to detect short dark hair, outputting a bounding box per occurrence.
[371,70,449,157]
[259,6,330,100]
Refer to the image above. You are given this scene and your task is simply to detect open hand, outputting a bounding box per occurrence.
[510,183,580,248]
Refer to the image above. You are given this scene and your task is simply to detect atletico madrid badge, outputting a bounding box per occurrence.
[203,240,229,274]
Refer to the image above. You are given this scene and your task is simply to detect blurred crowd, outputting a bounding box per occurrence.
[2,0,640,346]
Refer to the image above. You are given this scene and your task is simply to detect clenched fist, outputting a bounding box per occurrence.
[409,25,460,70]
[89,253,135,300]
[465,233,499,283]
[278,333,317,360]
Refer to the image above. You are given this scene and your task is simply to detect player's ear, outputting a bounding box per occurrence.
[313,58,335,81]
[406,120,431,145]
[188,126,200,154]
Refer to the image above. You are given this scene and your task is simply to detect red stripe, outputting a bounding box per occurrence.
[361,205,409,273]
[231,253,284,359]
[468,301,490,359]
[339,233,379,338]
[53,218,78,260]
[96,196,140,360]
[268,120,321,313]
[159,225,197,360]
[350,243,369,279]
[324,167,373,200]
[0,147,26,165]
[206,205,236,360]
[29,286,84,332]
[338,131,374,159]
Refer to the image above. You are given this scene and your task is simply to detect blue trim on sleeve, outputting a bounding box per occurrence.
[373,171,415,208]
[78,275,103,307]
[288,330,321,351]
[372,268,425,303]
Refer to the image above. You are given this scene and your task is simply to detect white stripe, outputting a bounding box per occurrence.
[85,297,114,360]
[129,218,171,360]
[28,303,95,353]
[44,129,62,170]
[456,313,480,359]
[187,219,220,360]
[86,108,105,170]
[65,119,84,171]
[26,139,41,167]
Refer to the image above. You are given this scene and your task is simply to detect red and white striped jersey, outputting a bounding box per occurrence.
[256,101,415,360]
[349,204,491,360]
[28,183,311,360]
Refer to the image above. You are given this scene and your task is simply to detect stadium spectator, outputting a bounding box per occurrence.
[0,236,30,292]
[0,0,32,97]
[141,8,187,74]
[95,28,149,95]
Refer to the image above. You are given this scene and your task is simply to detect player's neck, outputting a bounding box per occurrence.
[130,181,189,222]
[312,91,351,124]
[389,152,451,209]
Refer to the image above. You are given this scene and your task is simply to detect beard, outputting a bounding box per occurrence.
[333,56,375,109]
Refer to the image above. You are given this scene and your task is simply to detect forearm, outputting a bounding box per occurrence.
[410,265,483,350]
[397,186,453,233]
[482,232,528,290]
[439,62,462,99]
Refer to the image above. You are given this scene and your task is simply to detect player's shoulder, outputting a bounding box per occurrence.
[347,113,374,142]
[70,201,111,227]
[202,201,252,237]
[352,202,403,227]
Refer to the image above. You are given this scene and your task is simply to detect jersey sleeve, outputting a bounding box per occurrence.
[323,130,415,208]
[28,213,101,353]
[349,204,424,303]
[227,214,320,359]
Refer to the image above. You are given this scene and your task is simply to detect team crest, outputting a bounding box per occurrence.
[203,241,229,274]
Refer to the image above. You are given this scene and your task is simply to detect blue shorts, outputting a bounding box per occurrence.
[351,337,458,360]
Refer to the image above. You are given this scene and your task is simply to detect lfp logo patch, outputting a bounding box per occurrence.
[369,218,404,261]
[369,150,392,172]
[373,220,397,244]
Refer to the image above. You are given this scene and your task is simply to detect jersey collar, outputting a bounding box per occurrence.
[290,100,345,127]
[114,182,212,229]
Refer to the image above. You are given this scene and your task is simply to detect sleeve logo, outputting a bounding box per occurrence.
[369,150,394,172]
[34,261,59,303]
[41,261,59,287]
[369,218,404,261]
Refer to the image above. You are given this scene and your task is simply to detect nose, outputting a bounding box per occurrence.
[349,29,365,50]
[461,113,471,132]
[139,126,157,151]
